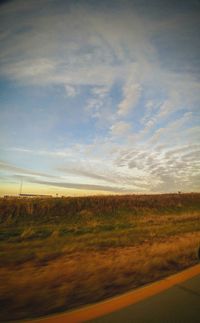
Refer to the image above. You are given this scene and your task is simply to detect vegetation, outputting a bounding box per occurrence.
[0,193,200,321]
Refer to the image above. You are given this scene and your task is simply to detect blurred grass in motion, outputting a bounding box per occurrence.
[0,193,200,321]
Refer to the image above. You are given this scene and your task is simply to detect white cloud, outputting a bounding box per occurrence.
[157,95,179,119]
[118,81,141,116]
[85,85,111,119]
[110,121,131,137]
[64,84,78,97]
[2,58,57,80]
[7,147,73,158]
[92,86,109,97]
[0,160,55,178]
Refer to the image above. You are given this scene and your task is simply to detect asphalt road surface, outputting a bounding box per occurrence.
[90,271,200,323]
[29,264,200,323]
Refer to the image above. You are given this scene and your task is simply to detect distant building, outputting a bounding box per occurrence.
[19,194,53,198]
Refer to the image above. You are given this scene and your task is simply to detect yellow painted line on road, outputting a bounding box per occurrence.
[27,264,200,323]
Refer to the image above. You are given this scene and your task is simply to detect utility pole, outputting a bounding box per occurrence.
[19,177,23,195]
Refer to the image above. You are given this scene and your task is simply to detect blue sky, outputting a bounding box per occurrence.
[0,0,200,195]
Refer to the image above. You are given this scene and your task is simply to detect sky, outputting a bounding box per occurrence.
[0,0,200,196]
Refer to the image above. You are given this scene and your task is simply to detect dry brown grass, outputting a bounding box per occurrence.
[1,193,200,226]
[0,231,199,321]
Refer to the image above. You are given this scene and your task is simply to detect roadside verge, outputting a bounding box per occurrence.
[26,264,200,323]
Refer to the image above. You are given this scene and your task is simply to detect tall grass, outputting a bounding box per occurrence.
[0,193,200,225]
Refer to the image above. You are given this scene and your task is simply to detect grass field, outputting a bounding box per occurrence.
[0,193,200,321]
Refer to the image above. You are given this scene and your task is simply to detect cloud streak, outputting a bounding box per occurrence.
[0,160,51,177]
[28,178,130,193]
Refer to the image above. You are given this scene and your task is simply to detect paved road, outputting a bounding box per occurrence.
[90,272,200,323]
[30,264,200,323]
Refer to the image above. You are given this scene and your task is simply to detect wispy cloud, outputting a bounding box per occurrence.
[27,178,130,193]
[64,84,78,97]
[110,121,131,137]
[0,160,55,178]
[118,81,141,116]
